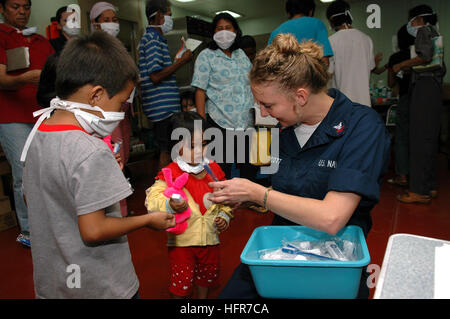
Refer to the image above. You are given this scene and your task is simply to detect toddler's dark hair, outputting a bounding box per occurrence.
[171,112,208,137]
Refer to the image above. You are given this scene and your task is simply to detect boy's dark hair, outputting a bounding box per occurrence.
[0,0,31,7]
[208,12,242,52]
[239,35,256,50]
[408,4,437,25]
[171,112,208,138]
[56,6,67,25]
[56,31,139,99]
[326,0,352,27]
[145,0,168,23]
[285,0,315,18]
[397,24,415,51]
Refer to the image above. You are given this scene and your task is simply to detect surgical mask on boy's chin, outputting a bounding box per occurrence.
[213,30,236,50]
[73,108,124,138]
[20,97,125,163]
[62,25,81,37]
[100,22,120,37]
[175,156,209,175]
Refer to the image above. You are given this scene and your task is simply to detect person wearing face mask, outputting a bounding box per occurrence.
[394,5,446,204]
[192,13,258,183]
[90,2,134,217]
[37,4,81,108]
[139,0,192,170]
[326,0,384,107]
[49,5,81,54]
[90,1,120,38]
[210,34,391,299]
[0,0,54,248]
[21,31,176,299]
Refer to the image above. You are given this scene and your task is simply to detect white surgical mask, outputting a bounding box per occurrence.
[20,97,125,163]
[161,15,173,34]
[406,21,419,38]
[175,156,209,175]
[213,30,236,50]
[19,26,38,36]
[100,22,120,37]
[149,12,173,34]
[63,25,81,37]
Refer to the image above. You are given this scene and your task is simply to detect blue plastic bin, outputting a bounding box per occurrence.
[240,225,370,299]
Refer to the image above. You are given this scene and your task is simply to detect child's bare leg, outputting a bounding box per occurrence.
[195,285,209,299]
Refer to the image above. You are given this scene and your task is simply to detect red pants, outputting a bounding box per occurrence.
[168,245,220,297]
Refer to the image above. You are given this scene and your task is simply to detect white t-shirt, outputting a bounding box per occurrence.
[295,122,322,148]
[328,28,375,107]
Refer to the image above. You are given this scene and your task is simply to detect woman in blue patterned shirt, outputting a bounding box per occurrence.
[192,13,257,181]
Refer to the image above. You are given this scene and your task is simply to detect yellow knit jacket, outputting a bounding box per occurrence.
[145,179,233,247]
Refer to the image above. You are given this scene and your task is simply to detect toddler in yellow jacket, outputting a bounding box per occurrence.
[145,112,233,299]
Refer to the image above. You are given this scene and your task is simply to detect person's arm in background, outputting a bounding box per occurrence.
[150,50,192,85]
[393,56,430,73]
[372,52,387,74]
[393,27,433,73]
[195,88,207,119]
[191,50,211,119]
[0,64,41,90]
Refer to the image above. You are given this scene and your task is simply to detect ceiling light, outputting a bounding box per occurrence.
[320,0,335,3]
[176,0,196,3]
[215,10,242,18]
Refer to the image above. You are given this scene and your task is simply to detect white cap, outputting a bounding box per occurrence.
[90,2,117,21]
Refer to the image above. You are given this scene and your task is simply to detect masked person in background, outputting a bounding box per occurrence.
[394,5,446,204]
[326,0,384,107]
[191,13,258,184]
[50,5,81,54]
[37,4,81,108]
[90,1,120,37]
[139,0,192,170]
[89,2,135,217]
[0,0,54,248]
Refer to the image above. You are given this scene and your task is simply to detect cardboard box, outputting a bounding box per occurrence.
[0,209,17,232]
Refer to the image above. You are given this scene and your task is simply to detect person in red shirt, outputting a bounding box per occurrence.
[0,0,54,247]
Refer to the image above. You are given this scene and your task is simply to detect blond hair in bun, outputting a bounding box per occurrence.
[250,33,330,94]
